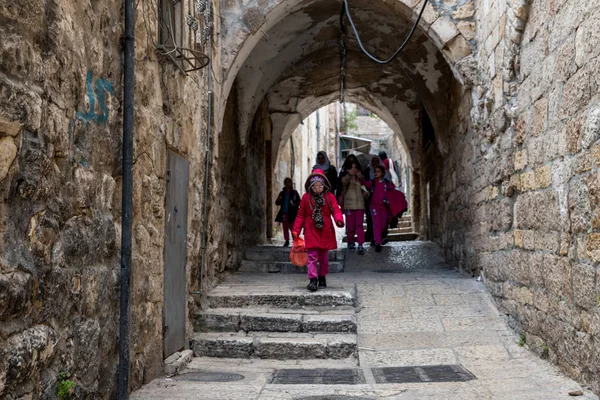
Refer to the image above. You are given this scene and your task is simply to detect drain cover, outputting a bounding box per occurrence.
[372,365,476,384]
[271,369,366,385]
[174,371,245,382]
[295,396,375,400]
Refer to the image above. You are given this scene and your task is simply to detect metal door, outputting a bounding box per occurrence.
[163,149,189,357]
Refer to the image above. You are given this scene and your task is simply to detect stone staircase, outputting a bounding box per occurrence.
[387,214,419,241]
[190,247,358,361]
[343,214,418,242]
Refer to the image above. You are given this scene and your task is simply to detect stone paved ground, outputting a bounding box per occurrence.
[132,242,598,399]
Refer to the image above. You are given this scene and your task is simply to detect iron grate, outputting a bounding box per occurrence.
[372,365,476,384]
[174,371,245,382]
[271,369,366,385]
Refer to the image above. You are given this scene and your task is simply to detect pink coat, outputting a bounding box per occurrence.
[293,170,344,250]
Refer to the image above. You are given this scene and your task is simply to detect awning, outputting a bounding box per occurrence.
[339,135,372,154]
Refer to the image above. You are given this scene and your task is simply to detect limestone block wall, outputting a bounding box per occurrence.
[429,0,600,391]
[0,1,262,398]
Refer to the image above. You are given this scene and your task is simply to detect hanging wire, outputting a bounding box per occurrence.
[339,3,347,108]
[341,0,429,65]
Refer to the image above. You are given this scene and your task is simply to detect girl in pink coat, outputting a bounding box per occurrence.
[293,169,345,291]
[362,165,393,253]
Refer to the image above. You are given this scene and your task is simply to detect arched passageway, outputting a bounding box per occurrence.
[216,0,472,244]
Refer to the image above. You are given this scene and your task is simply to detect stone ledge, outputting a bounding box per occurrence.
[207,290,355,309]
[239,260,344,273]
[244,247,345,261]
[194,310,357,334]
[164,350,193,376]
[190,332,357,360]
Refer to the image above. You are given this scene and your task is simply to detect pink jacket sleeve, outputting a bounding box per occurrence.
[292,194,308,235]
[328,192,344,226]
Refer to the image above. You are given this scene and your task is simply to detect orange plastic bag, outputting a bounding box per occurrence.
[290,237,308,267]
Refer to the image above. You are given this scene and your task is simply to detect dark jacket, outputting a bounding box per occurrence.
[275,189,300,223]
[323,166,338,195]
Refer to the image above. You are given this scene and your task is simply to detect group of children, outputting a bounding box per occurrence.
[276,152,405,291]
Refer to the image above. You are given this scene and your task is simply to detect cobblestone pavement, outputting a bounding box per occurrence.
[132,242,598,399]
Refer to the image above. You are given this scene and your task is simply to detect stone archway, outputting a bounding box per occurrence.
[215,0,472,169]
[214,0,471,242]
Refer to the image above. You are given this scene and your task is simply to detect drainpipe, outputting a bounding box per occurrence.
[118,0,135,397]
[191,0,213,296]
[316,109,321,150]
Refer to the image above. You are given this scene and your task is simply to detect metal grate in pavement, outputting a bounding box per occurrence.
[270,368,366,385]
[372,365,476,384]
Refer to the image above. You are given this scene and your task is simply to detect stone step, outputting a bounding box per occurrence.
[239,260,344,273]
[397,221,412,228]
[388,232,419,241]
[245,246,345,262]
[206,289,355,309]
[389,227,413,234]
[194,309,357,333]
[190,332,357,360]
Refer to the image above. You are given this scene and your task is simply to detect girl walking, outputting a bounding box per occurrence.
[341,161,367,255]
[363,165,392,253]
[275,177,300,247]
[293,170,344,291]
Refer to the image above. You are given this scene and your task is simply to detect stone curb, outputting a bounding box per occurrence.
[164,350,194,376]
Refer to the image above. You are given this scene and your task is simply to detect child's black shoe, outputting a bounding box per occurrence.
[283,240,289,247]
[318,276,327,288]
[307,278,318,292]
[357,245,365,255]
[375,244,382,253]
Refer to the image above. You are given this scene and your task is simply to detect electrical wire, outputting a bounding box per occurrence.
[341,0,428,65]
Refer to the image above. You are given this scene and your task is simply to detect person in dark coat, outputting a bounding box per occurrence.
[313,151,338,194]
[275,177,301,247]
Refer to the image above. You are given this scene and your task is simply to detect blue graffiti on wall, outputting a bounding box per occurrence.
[76,71,115,125]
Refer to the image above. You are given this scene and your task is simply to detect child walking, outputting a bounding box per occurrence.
[275,177,300,247]
[341,162,367,255]
[293,170,345,291]
[363,165,392,253]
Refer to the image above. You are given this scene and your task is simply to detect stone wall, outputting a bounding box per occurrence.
[429,0,600,392]
[0,0,264,398]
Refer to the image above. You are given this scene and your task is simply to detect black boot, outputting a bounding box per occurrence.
[318,276,327,288]
[283,240,289,247]
[307,278,318,292]
[375,244,382,253]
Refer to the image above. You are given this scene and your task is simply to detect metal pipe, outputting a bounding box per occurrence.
[316,109,321,150]
[191,0,213,296]
[118,0,135,397]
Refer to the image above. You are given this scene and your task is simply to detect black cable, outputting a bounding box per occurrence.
[341,0,429,65]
